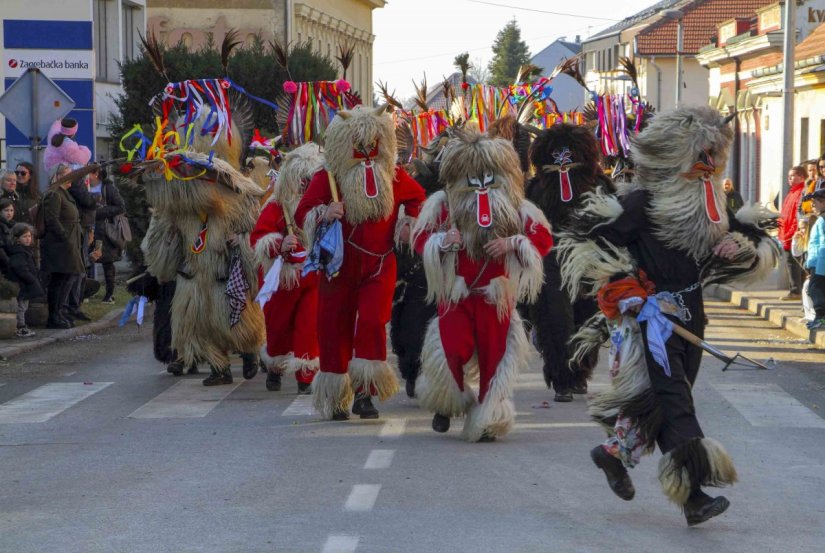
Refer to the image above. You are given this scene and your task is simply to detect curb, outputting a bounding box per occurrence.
[0,308,123,360]
[706,284,825,349]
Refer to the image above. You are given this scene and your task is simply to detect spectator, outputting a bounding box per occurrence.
[64,168,98,321]
[0,198,15,274]
[13,161,41,224]
[778,166,807,300]
[90,167,125,303]
[43,118,91,172]
[41,164,85,329]
[1,170,18,203]
[817,155,825,191]
[805,189,825,329]
[723,178,744,213]
[7,223,44,338]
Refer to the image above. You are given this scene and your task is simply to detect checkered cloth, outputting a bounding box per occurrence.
[225,246,250,327]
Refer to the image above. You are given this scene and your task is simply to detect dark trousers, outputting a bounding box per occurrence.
[101,262,116,299]
[641,323,705,454]
[47,272,74,322]
[808,274,825,319]
[786,250,804,294]
[390,282,436,382]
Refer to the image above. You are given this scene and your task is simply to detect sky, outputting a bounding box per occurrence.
[372,0,658,100]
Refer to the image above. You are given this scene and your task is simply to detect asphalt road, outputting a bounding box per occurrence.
[0,299,824,553]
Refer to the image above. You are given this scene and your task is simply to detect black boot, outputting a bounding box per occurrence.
[590,445,635,501]
[297,381,312,395]
[186,364,200,375]
[477,432,496,443]
[351,393,379,419]
[684,489,730,526]
[241,353,259,380]
[431,413,450,433]
[571,381,588,395]
[405,379,416,398]
[166,360,184,376]
[46,317,72,329]
[203,367,233,386]
[331,408,350,421]
[554,390,573,402]
[265,372,282,391]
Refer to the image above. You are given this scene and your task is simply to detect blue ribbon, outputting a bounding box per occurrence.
[225,78,280,111]
[636,295,674,377]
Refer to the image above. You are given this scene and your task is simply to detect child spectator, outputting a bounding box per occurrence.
[0,198,16,274]
[7,223,45,337]
[805,189,825,329]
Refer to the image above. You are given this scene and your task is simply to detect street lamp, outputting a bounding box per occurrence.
[662,8,684,107]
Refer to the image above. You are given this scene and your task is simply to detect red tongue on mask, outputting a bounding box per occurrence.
[363,160,377,198]
[559,169,573,203]
[703,178,722,223]
[477,190,492,227]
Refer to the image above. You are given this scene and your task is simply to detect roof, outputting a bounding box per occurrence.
[587,0,685,41]
[635,0,775,56]
[796,22,825,61]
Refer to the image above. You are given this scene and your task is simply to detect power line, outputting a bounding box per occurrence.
[466,0,621,21]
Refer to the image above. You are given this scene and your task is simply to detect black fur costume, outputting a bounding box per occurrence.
[525,123,615,399]
[390,146,445,393]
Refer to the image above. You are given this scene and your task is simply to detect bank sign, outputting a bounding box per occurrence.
[3,19,95,162]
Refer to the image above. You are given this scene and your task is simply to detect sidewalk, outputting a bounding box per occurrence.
[706,280,825,349]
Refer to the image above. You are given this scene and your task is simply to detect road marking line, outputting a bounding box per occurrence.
[322,535,359,553]
[0,382,112,423]
[344,484,381,512]
[379,418,406,438]
[713,382,825,428]
[364,449,395,469]
[128,379,241,419]
[515,422,600,430]
[281,395,316,416]
[63,372,76,377]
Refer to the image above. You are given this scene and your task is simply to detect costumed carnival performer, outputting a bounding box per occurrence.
[557,105,779,524]
[412,128,552,442]
[294,104,426,420]
[392,130,451,397]
[526,123,616,402]
[251,143,324,394]
[139,113,265,386]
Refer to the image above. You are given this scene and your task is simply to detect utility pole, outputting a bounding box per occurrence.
[780,0,796,206]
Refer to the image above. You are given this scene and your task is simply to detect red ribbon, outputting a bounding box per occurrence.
[477,190,492,227]
[353,143,380,198]
[559,168,573,203]
[703,178,722,223]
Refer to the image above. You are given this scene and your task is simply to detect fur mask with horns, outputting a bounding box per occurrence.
[324,104,397,224]
[528,123,614,224]
[438,128,525,259]
[631,105,736,260]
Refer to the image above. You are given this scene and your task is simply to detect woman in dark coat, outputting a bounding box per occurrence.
[92,170,126,302]
[41,164,85,328]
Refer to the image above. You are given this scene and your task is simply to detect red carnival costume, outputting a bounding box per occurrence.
[250,144,325,393]
[294,105,426,420]
[412,129,552,442]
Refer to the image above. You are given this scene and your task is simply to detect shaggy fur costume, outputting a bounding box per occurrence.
[526,123,616,396]
[141,118,265,377]
[412,129,552,442]
[250,143,325,385]
[559,106,778,510]
[294,105,426,418]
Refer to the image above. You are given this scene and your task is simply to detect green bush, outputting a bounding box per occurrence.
[0,277,20,301]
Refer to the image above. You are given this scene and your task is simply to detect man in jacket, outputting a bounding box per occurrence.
[778,166,807,301]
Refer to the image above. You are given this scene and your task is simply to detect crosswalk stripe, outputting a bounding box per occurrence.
[364,449,395,469]
[322,535,359,553]
[128,379,242,419]
[281,395,316,416]
[0,382,112,423]
[713,382,825,428]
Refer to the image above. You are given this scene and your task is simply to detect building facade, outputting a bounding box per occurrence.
[1,0,146,174]
[697,0,825,204]
[531,37,585,112]
[147,0,384,105]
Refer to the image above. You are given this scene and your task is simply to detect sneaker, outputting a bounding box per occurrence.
[101,296,115,305]
[16,327,35,338]
[808,318,825,330]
